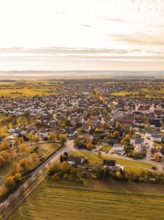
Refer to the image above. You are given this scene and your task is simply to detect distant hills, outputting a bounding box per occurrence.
[0,70,163,80]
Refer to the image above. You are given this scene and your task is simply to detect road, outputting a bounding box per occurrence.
[0,140,74,220]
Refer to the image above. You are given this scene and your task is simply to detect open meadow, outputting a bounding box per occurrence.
[9,179,164,220]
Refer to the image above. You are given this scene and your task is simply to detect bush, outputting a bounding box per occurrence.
[152,166,157,170]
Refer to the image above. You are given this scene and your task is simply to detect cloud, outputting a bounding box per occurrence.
[0,47,141,56]
[104,17,127,23]
[80,24,91,28]
[111,34,164,46]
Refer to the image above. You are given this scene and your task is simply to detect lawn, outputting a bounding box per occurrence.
[99,144,112,152]
[154,142,163,148]
[9,179,164,220]
[71,151,153,169]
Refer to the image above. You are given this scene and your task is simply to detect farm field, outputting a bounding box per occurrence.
[0,80,62,98]
[10,179,164,220]
[111,88,164,98]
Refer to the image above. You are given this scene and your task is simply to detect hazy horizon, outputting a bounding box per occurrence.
[0,70,163,80]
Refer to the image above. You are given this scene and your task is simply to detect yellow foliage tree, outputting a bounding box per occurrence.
[19,158,32,172]
[1,139,10,150]
[4,176,15,190]
[0,186,8,197]
[153,152,159,162]
[86,140,93,150]
[27,133,35,145]
[59,134,67,145]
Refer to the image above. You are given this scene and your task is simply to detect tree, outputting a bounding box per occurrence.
[27,133,35,145]
[115,170,123,180]
[113,131,119,138]
[18,144,26,155]
[14,173,22,183]
[102,122,108,129]
[34,135,40,143]
[0,156,5,167]
[0,150,10,161]
[24,110,30,117]
[0,186,8,197]
[1,139,10,150]
[4,176,15,190]
[98,150,102,158]
[59,134,67,145]
[116,121,121,130]
[14,137,21,147]
[48,133,57,142]
[153,152,160,162]
[19,158,32,172]
[86,140,93,150]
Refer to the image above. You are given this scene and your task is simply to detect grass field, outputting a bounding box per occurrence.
[71,151,153,169]
[10,179,164,220]
[99,145,112,152]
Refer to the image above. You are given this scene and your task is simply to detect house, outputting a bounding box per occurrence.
[67,156,84,167]
[103,159,116,166]
[130,138,144,146]
[152,134,162,142]
[108,138,117,146]
[83,133,93,142]
[111,144,125,155]
[102,160,124,170]
[130,138,145,153]
[83,123,91,132]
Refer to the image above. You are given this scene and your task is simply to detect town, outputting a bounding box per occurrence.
[0,79,164,219]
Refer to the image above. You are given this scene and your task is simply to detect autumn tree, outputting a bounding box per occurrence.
[18,144,26,156]
[115,170,123,180]
[34,135,40,143]
[0,139,10,150]
[14,137,21,147]
[19,158,32,172]
[102,122,108,129]
[98,150,102,158]
[14,173,22,183]
[113,131,119,138]
[116,121,121,130]
[59,134,67,145]
[4,176,15,190]
[48,133,57,142]
[0,186,8,197]
[0,150,10,162]
[0,156,5,167]
[153,152,160,162]
[86,140,93,150]
[27,133,35,145]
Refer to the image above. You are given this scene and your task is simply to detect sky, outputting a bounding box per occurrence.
[0,0,164,71]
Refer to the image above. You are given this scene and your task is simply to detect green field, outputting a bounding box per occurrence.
[10,179,164,220]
